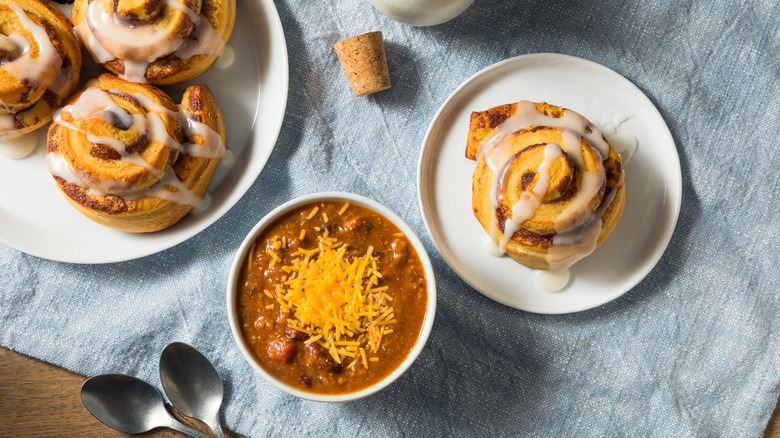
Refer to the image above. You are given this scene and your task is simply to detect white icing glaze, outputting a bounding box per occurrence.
[476,101,609,161]
[483,135,519,244]
[482,236,505,257]
[122,60,152,84]
[175,15,227,60]
[47,66,76,100]
[498,142,562,250]
[554,167,604,234]
[84,0,181,62]
[75,0,226,83]
[608,134,637,165]
[121,152,164,178]
[164,0,199,22]
[59,88,150,155]
[3,6,61,90]
[179,106,225,158]
[533,269,570,292]
[217,148,234,168]
[595,113,637,165]
[212,44,235,69]
[0,115,16,136]
[124,168,202,207]
[480,102,609,245]
[52,108,77,131]
[86,132,130,155]
[0,6,75,141]
[49,85,224,209]
[74,21,114,63]
[477,101,623,271]
[546,174,623,271]
[122,90,177,116]
[147,111,182,149]
[118,90,224,158]
[597,113,633,135]
[0,35,16,53]
[0,128,42,159]
[62,87,129,126]
[47,152,95,189]
[189,192,212,215]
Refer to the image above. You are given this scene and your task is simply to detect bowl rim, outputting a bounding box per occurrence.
[226,191,437,402]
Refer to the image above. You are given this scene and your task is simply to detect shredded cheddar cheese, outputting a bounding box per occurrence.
[273,230,395,368]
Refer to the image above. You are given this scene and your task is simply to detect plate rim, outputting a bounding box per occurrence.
[0,0,289,264]
[416,52,682,314]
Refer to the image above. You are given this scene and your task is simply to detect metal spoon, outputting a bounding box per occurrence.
[160,342,227,438]
[81,374,214,438]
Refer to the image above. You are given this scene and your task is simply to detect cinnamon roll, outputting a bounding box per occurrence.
[47,73,226,232]
[466,101,625,270]
[72,0,236,86]
[0,0,81,141]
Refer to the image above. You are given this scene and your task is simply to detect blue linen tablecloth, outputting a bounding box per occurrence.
[2,0,779,436]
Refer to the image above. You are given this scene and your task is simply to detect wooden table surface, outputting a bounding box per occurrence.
[0,347,244,438]
[0,345,778,437]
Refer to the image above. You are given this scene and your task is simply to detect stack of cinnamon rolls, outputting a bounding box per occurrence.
[0,0,235,232]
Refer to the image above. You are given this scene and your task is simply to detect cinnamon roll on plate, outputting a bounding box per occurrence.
[46,73,226,232]
[466,100,625,271]
[0,0,81,141]
[72,0,236,85]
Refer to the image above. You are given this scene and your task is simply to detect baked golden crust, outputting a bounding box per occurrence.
[47,73,226,233]
[72,0,236,86]
[467,101,625,270]
[0,0,81,140]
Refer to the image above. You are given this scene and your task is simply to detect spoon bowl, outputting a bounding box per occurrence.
[160,342,226,438]
[80,374,213,438]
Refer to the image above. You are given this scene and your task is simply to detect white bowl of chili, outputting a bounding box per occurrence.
[227,192,436,402]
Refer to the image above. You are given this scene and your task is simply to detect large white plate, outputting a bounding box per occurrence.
[418,53,681,314]
[0,0,288,264]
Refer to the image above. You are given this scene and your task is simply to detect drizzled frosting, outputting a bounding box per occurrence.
[496,142,562,250]
[475,101,624,271]
[48,84,224,207]
[112,89,225,159]
[79,0,182,62]
[74,0,229,84]
[546,172,623,271]
[1,5,61,94]
[0,4,79,141]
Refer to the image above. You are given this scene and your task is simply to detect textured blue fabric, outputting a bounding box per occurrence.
[2,0,780,436]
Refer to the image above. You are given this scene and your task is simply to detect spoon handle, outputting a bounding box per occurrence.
[211,423,227,438]
[168,418,216,438]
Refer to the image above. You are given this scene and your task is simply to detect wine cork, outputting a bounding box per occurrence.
[333,31,391,97]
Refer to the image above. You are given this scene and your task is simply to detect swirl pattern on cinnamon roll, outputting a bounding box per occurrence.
[72,0,236,85]
[466,101,625,270]
[47,73,226,232]
[0,0,81,140]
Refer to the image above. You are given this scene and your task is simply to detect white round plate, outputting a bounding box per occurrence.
[418,53,682,314]
[0,0,288,264]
